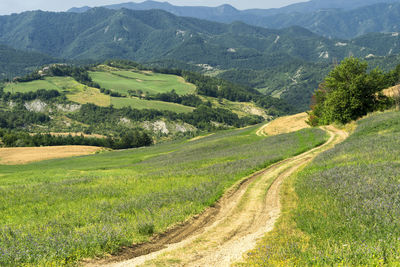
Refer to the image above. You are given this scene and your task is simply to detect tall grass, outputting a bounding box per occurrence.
[243,111,400,266]
[0,126,326,266]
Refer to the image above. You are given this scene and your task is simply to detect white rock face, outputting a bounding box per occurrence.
[153,121,169,134]
[319,51,329,59]
[227,48,236,53]
[335,42,348,47]
[24,100,47,112]
[366,54,375,58]
[56,104,81,112]
[120,117,131,124]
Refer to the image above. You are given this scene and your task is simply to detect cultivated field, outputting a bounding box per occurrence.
[0,146,102,165]
[89,70,196,96]
[244,110,400,265]
[0,125,327,266]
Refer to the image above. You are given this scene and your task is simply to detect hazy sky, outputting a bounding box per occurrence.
[0,0,308,15]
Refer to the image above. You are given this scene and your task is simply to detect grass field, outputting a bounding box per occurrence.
[4,76,112,107]
[0,126,327,266]
[68,86,111,107]
[4,77,79,93]
[89,70,196,96]
[111,97,194,113]
[242,110,400,266]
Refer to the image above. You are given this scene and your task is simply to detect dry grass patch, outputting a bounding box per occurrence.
[263,112,310,136]
[383,84,400,98]
[0,146,102,165]
[67,87,111,107]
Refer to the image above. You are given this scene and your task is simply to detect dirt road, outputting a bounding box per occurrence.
[89,125,347,267]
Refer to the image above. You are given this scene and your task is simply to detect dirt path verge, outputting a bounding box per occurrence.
[86,125,347,267]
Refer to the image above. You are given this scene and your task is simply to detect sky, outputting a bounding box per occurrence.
[0,0,307,15]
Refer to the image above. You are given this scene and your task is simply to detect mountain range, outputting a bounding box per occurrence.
[1,7,400,111]
[68,0,400,39]
[0,8,393,64]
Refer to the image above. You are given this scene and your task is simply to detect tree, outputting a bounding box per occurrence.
[308,57,391,125]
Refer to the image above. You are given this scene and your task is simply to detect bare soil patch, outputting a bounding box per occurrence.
[0,146,102,165]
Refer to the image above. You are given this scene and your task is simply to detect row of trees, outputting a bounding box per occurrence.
[308,57,397,125]
[0,88,61,102]
[148,90,203,107]
[48,65,100,88]
[0,130,152,149]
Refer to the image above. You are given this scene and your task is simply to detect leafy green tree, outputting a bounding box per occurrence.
[308,57,391,125]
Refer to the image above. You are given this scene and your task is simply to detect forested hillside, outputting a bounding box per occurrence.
[0,45,58,80]
[69,0,400,39]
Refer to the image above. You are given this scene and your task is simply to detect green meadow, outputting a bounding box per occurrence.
[0,126,327,266]
[89,70,196,96]
[111,97,194,113]
[243,111,400,266]
[4,77,80,93]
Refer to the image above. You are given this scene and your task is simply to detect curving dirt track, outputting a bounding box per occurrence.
[87,125,347,267]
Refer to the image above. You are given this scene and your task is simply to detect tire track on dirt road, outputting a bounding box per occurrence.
[87,125,347,267]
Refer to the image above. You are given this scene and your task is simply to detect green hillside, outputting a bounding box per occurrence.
[0,62,276,147]
[244,111,400,265]
[111,97,194,113]
[89,70,196,96]
[0,123,327,266]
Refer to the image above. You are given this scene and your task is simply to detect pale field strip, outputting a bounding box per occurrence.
[0,146,102,165]
[260,112,310,136]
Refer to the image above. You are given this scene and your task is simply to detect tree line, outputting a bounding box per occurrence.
[0,130,152,149]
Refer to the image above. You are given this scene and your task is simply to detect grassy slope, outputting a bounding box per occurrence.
[0,126,327,266]
[242,110,400,266]
[89,70,196,96]
[3,73,196,112]
[111,97,194,113]
[4,77,77,93]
